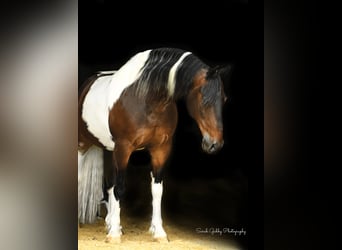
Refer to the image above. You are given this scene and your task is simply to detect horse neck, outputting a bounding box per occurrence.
[172,67,208,101]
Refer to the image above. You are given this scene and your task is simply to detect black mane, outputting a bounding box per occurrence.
[202,75,223,107]
[131,48,208,101]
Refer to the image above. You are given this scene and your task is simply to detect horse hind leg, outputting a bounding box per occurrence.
[105,187,122,243]
[104,144,132,243]
[104,177,127,244]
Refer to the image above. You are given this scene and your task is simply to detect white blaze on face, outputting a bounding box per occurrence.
[167,52,191,97]
[81,50,151,150]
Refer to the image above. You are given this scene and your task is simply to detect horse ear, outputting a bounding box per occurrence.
[206,66,221,78]
[207,64,234,81]
[217,64,234,100]
[217,64,234,82]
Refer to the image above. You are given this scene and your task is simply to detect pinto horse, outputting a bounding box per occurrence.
[78,48,231,242]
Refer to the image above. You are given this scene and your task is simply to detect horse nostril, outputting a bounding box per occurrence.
[209,142,217,152]
[202,137,223,154]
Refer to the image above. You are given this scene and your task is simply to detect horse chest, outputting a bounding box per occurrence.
[109,101,176,149]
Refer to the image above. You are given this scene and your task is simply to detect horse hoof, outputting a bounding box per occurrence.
[149,225,168,242]
[153,236,169,243]
[105,235,121,243]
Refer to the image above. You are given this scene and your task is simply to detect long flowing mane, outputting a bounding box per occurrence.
[129,48,208,101]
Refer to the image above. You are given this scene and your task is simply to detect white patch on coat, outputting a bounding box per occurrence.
[81,50,151,150]
[167,52,191,97]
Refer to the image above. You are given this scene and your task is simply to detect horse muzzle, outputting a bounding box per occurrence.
[201,136,224,154]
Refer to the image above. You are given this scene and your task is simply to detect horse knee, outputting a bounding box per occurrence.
[152,168,164,183]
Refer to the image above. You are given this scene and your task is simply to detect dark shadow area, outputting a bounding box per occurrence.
[117,160,247,248]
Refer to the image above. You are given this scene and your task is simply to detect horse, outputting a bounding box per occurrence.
[78,48,232,242]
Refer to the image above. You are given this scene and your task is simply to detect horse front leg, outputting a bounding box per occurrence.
[104,143,132,243]
[149,141,172,242]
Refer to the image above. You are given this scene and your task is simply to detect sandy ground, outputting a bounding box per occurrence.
[78,215,240,250]
[79,162,247,250]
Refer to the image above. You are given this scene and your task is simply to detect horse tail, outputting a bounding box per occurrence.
[78,145,104,224]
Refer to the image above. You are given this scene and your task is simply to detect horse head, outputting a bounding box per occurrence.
[186,65,232,154]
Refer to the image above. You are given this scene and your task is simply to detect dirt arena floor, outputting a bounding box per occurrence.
[78,160,247,250]
[78,215,240,250]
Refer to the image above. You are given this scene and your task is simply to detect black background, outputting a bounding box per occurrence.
[79,0,263,249]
